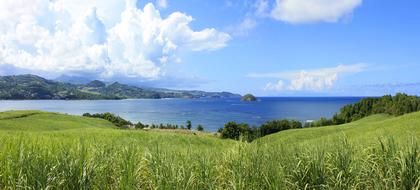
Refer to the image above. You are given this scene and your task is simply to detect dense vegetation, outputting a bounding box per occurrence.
[241,93,257,101]
[219,119,303,142]
[82,112,133,128]
[307,93,420,127]
[0,74,240,100]
[0,110,419,189]
[82,112,204,131]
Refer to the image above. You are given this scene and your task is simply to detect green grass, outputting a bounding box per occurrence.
[258,113,420,147]
[0,110,419,189]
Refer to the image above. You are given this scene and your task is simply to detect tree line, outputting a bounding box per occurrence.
[82,112,203,131]
[82,112,303,142]
[218,119,303,142]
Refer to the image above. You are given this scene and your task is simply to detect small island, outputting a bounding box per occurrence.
[241,94,257,101]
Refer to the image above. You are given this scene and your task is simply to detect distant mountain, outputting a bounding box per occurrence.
[85,80,106,88]
[0,74,240,100]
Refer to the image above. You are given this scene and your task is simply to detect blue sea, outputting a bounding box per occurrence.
[0,97,362,131]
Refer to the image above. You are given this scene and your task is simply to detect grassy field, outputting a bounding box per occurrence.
[0,110,419,189]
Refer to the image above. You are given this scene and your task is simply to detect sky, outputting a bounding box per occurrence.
[0,0,419,96]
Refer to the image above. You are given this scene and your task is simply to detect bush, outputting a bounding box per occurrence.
[197,124,204,131]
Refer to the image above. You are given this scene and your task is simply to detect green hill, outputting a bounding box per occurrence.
[258,112,420,146]
[0,110,116,131]
[0,110,419,189]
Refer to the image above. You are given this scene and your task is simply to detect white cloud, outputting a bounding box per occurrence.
[249,63,367,91]
[156,0,168,9]
[264,80,285,91]
[0,0,230,80]
[288,70,337,90]
[230,17,258,37]
[255,0,270,17]
[270,0,362,24]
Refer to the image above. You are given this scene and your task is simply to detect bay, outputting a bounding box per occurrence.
[0,97,362,131]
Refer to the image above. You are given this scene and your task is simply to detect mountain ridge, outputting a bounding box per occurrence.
[0,74,241,100]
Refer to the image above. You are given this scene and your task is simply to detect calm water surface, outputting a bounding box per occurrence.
[0,97,362,131]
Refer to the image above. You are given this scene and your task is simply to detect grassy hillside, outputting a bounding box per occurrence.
[0,110,230,147]
[0,110,116,131]
[0,110,419,189]
[258,113,420,146]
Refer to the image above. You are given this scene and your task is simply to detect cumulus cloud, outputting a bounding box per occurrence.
[0,0,230,80]
[249,63,367,91]
[270,0,362,24]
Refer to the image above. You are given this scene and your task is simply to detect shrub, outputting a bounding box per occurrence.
[197,124,204,131]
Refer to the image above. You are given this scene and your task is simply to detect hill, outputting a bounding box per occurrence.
[0,74,240,100]
[241,93,257,101]
[258,113,420,146]
[0,110,418,189]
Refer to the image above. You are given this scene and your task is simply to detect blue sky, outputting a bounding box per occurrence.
[0,0,419,96]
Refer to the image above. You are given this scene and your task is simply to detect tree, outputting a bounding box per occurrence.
[217,128,223,133]
[135,122,145,129]
[220,121,251,141]
[82,113,92,117]
[220,119,303,142]
[186,120,192,130]
[259,119,302,136]
[197,124,204,131]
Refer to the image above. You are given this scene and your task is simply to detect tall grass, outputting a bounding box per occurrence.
[0,111,419,189]
[0,134,418,189]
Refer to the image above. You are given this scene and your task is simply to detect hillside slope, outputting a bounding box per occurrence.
[258,111,420,146]
[0,110,232,148]
[0,110,117,131]
[1,110,419,146]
